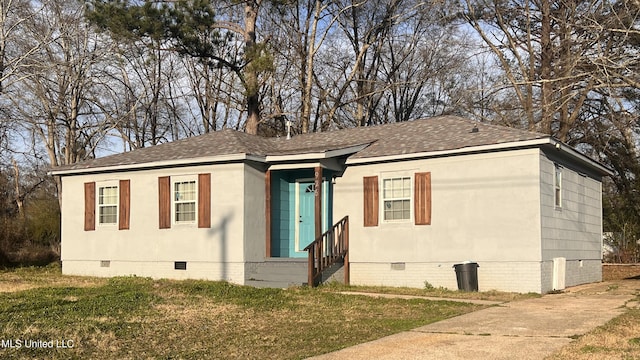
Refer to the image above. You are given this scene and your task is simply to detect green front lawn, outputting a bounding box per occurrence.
[0,265,486,359]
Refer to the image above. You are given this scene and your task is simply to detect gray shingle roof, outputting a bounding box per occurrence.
[52,116,550,173]
[275,116,547,159]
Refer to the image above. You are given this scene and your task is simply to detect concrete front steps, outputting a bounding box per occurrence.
[245,258,307,288]
[245,258,346,288]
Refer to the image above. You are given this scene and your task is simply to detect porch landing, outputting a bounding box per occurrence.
[245,258,345,288]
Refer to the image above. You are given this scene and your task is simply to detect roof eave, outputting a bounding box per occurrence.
[264,143,370,162]
[346,137,613,176]
[49,153,266,176]
[549,139,614,176]
[345,138,554,164]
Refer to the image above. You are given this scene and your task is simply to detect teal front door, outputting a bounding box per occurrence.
[295,182,316,256]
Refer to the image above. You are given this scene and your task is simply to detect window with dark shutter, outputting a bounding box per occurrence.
[158,176,171,229]
[414,172,432,225]
[84,182,96,231]
[198,173,211,228]
[363,176,379,227]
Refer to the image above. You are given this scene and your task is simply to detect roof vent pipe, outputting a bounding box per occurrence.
[286,120,292,140]
[471,125,479,133]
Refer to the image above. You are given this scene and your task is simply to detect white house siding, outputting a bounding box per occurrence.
[539,153,603,292]
[334,149,546,293]
[243,163,267,263]
[60,163,248,284]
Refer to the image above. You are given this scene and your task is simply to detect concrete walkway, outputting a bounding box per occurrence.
[309,280,640,360]
[337,291,504,305]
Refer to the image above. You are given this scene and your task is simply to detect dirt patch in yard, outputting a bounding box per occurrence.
[603,264,640,280]
[0,266,106,293]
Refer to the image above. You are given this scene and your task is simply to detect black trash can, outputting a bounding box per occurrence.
[453,262,479,291]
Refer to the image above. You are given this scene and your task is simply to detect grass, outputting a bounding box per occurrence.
[2,264,638,359]
[0,265,487,359]
[546,306,640,360]
[0,264,106,293]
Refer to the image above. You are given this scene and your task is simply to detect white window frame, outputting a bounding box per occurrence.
[172,176,198,225]
[554,165,562,209]
[381,174,413,222]
[97,181,119,226]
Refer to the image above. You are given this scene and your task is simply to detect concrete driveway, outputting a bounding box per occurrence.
[308,280,639,360]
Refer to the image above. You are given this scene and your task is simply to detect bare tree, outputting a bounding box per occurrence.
[264,0,320,134]
[263,0,362,134]
[315,0,406,128]
[0,0,51,93]
[462,0,640,141]
[310,0,473,128]
[262,0,477,132]
[380,9,475,122]
[96,37,196,150]
[0,0,52,162]
[181,40,246,134]
[8,0,112,206]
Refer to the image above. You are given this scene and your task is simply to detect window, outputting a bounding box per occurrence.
[363,172,430,227]
[98,185,118,225]
[554,165,562,208]
[174,180,197,223]
[383,177,411,221]
[159,174,210,229]
[84,180,129,231]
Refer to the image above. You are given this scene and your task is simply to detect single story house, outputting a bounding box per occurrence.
[50,116,612,293]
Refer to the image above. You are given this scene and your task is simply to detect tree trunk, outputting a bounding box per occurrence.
[243,0,261,135]
[12,159,24,219]
[301,0,323,134]
[539,0,553,135]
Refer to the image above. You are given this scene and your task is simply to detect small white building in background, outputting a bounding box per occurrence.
[50,116,612,293]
